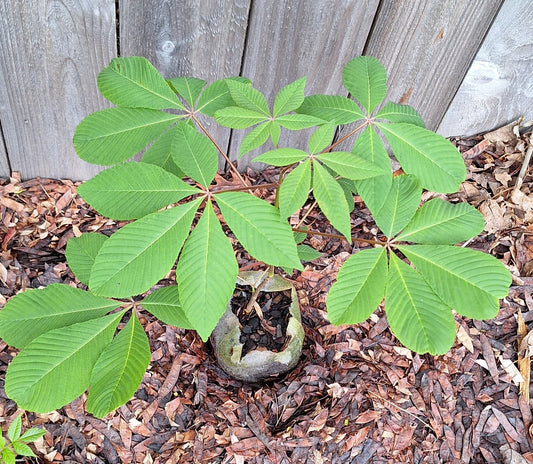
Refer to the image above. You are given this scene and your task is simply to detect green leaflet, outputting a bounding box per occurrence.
[399,245,512,320]
[73,107,181,165]
[239,122,271,157]
[273,77,307,117]
[97,56,185,110]
[141,286,193,329]
[376,122,466,193]
[87,311,151,418]
[142,126,185,177]
[253,148,308,166]
[326,247,387,325]
[77,162,199,220]
[308,123,336,155]
[196,77,250,116]
[396,198,485,244]
[312,162,352,241]
[372,175,421,237]
[316,151,388,180]
[342,56,387,114]
[374,102,425,127]
[167,77,207,107]
[296,94,365,125]
[172,121,218,187]
[226,80,270,115]
[279,160,312,218]
[353,125,393,214]
[5,310,125,413]
[216,192,303,270]
[275,114,325,130]
[176,201,238,341]
[0,284,119,349]
[386,253,456,355]
[65,233,108,285]
[89,199,201,298]
[214,106,268,129]
[297,244,322,262]
[7,415,22,442]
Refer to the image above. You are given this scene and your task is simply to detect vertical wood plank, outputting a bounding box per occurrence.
[438,0,533,137]
[364,0,503,131]
[0,0,117,181]
[231,0,380,168]
[119,0,251,164]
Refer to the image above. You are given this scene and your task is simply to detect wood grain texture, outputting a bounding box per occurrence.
[438,0,533,137]
[119,0,251,165]
[364,0,503,131]
[0,0,116,181]
[230,0,380,169]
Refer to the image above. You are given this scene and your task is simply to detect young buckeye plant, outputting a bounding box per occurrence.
[0,56,511,417]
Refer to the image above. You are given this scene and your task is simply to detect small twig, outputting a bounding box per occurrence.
[292,227,384,246]
[321,120,369,153]
[244,267,272,317]
[513,144,533,194]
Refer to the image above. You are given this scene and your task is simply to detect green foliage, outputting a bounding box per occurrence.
[0,414,45,464]
[0,55,511,420]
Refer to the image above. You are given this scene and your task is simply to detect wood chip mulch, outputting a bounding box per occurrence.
[0,122,532,463]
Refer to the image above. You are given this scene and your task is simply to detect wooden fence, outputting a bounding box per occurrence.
[0,0,530,181]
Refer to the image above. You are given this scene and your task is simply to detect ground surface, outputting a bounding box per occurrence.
[0,123,532,463]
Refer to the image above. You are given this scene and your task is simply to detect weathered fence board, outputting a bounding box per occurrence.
[231,0,380,168]
[0,0,116,180]
[438,0,533,136]
[119,0,251,162]
[364,0,503,131]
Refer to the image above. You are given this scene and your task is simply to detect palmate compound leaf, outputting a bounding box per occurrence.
[372,175,422,238]
[97,56,185,110]
[5,310,125,413]
[396,198,485,244]
[376,122,466,193]
[326,247,388,325]
[312,162,352,241]
[342,56,387,114]
[399,245,512,320]
[386,253,456,355]
[87,311,151,418]
[0,284,119,349]
[141,286,193,329]
[171,121,218,187]
[73,108,181,165]
[352,125,392,213]
[176,201,238,341]
[278,160,312,218]
[77,162,199,220]
[65,233,108,285]
[89,199,201,299]
[215,192,303,270]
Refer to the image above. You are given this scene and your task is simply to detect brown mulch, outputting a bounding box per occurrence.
[0,122,532,463]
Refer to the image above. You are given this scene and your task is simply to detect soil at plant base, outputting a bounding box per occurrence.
[0,123,532,463]
[230,284,292,357]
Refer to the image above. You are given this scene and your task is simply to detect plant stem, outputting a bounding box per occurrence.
[191,114,249,188]
[322,120,369,153]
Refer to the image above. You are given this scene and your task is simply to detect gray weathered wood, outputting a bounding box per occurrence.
[119,0,251,166]
[364,0,503,132]
[230,0,380,169]
[0,0,117,181]
[438,0,533,137]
